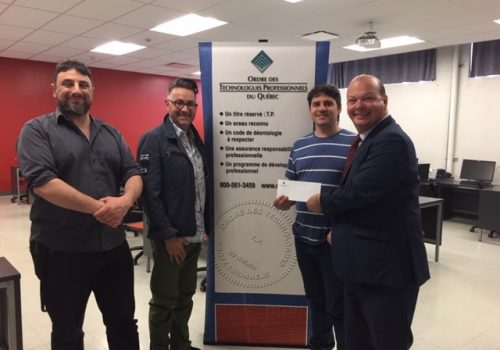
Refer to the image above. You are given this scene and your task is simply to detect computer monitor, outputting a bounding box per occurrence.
[459,159,496,183]
[418,163,430,182]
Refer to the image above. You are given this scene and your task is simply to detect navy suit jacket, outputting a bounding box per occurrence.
[320,116,430,288]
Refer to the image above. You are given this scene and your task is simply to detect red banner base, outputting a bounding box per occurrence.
[216,304,308,347]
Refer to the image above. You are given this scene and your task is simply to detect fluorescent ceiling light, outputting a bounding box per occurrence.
[91,41,145,55]
[285,0,303,3]
[344,36,424,52]
[301,31,339,41]
[192,71,201,76]
[150,14,227,37]
[494,19,500,25]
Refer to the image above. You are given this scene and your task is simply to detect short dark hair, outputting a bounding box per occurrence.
[168,78,198,95]
[53,60,93,83]
[307,84,342,110]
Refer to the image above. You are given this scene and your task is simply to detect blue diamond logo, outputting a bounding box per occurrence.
[251,50,273,73]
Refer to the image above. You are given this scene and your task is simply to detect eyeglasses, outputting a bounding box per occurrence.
[168,99,198,109]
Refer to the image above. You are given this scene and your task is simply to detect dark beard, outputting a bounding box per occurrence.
[58,99,91,118]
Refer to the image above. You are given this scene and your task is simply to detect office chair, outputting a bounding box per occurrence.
[124,221,146,265]
[123,205,146,267]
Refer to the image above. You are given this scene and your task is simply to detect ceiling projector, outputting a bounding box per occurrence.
[356,31,381,49]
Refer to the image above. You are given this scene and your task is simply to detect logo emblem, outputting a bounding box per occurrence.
[251,50,273,73]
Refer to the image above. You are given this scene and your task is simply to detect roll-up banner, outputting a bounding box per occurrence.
[199,41,330,348]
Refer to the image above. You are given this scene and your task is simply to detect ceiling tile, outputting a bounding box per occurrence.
[59,36,106,50]
[152,37,199,51]
[71,51,113,64]
[138,67,174,76]
[7,41,50,54]
[449,0,500,11]
[119,58,165,69]
[0,5,58,28]
[89,61,120,69]
[31,53,69,62]
[190,24,290,43]
[127,46,170,59]
[124,30,175,47]
[174,55,199,66]
[22,30,73,45]
[112,5,182,29]
[154,51,196,64]
[151,0,227,13]
[433,31,500,46]
[231,3,324,31]
[426,22,500,43]
[84,23,144,41]
[0,24,33,40]
[304,0,377,12]
[198,0,282,22]
[13,0,81,12]
[178,48,201,59]
[41,14,102,35]
[0,38,14,50]
[67,0,144,21]
[100,55,143,66]
[0,50,34,59]
[42,45,86,58]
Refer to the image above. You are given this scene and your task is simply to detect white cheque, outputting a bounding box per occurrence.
[276,179,322,202]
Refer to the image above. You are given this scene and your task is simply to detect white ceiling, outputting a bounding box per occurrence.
[1,0,500,78]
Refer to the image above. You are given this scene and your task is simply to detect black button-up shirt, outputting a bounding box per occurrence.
[18,111,141,252]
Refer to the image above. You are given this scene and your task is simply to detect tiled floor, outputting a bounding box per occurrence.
[2,195,500,349]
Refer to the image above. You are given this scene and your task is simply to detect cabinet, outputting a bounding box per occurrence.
[0,257,23,350]
[478,188,500,240]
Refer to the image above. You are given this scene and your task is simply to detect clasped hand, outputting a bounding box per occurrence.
[93,196,132,228]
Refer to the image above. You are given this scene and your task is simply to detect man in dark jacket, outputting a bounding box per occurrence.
[138,78,211,350]
[307,75,430,349]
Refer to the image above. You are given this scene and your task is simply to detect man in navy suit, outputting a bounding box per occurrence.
[307,74,430,350]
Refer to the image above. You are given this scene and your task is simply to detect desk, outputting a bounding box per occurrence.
[420,180,500,241]
[419,196,443,262]
[0,257,23,350]
[436,180,481,220]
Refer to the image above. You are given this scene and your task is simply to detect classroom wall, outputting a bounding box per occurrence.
[454,45,500,181]
[0,57,203,193]
[338,45,500,183]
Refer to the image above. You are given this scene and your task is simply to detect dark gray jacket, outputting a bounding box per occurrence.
[138,115,212,241]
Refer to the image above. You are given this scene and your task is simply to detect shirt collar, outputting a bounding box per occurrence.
[168,116,192,140]
[55,109,97,126]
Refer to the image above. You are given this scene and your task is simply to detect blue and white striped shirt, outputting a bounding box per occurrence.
[286,129,356,244]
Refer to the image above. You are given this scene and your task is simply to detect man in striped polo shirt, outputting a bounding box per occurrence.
[274,84,356,350]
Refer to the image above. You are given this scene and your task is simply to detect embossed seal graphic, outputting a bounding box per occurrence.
[214,200,296,289]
